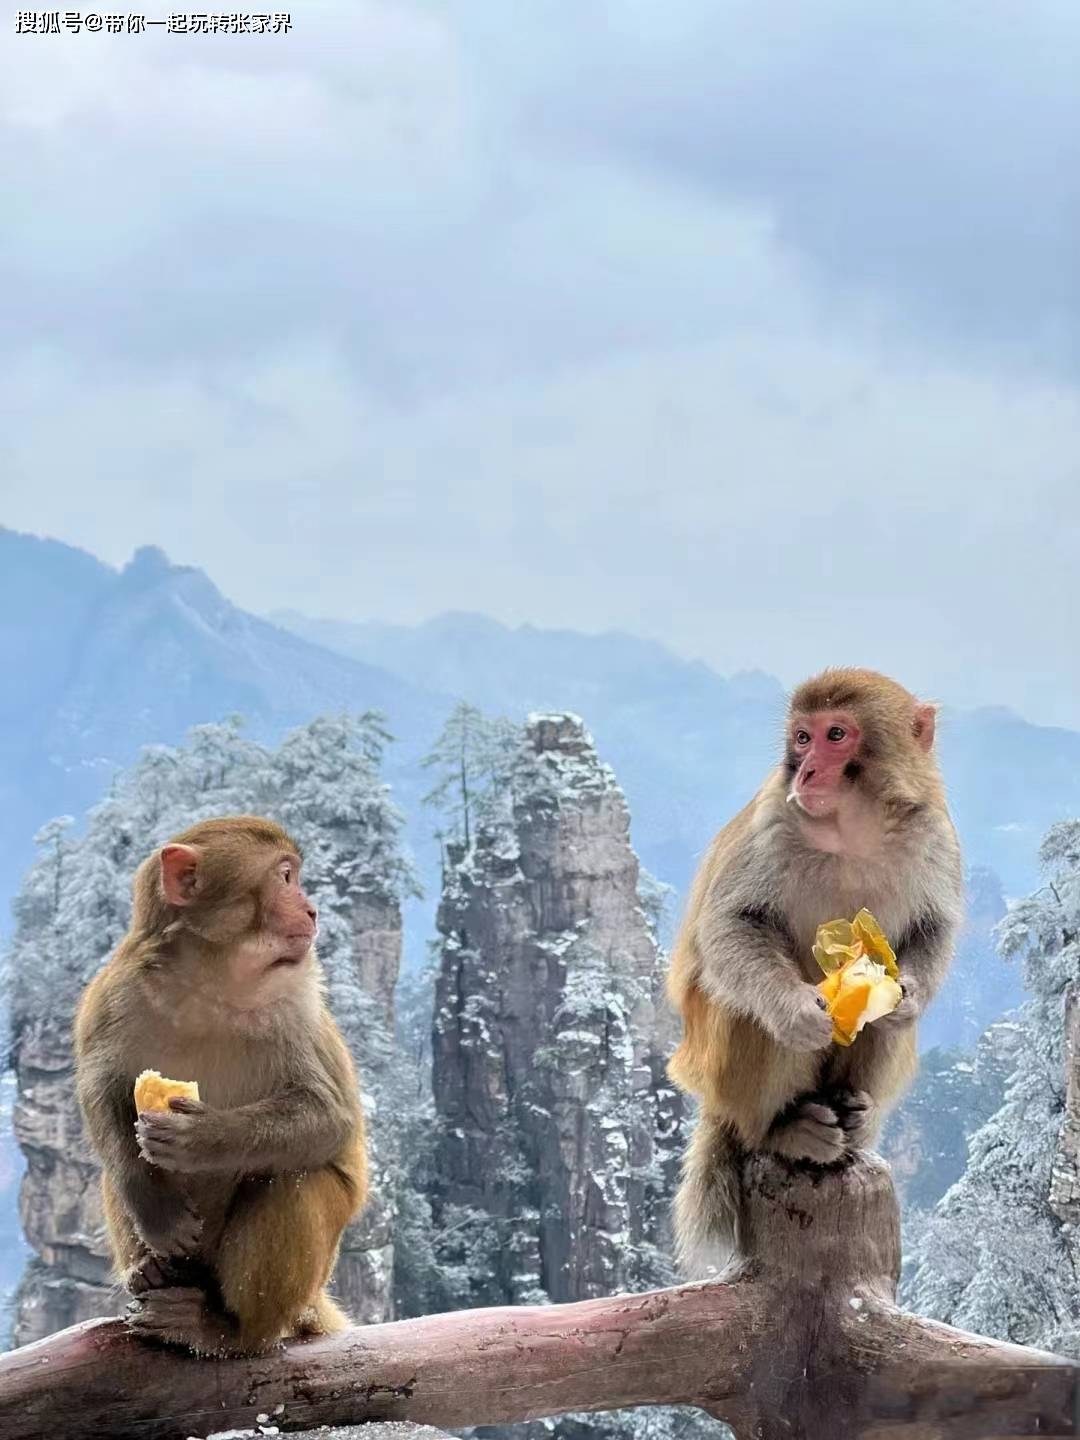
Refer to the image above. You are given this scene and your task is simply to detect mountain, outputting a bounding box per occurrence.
[4,527,1077,1370]
[274,608,1080,903]
[428,715,682,1313]
[4,523,1079,1003]
[0,529,446,935]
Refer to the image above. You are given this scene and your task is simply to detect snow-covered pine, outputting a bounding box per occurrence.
[903,819,1080,1354]
[3,713,414,1344]
[421,701,519,854]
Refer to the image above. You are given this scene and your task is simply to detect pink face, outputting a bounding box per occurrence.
[260,853,318,964]
[787,710,861,817]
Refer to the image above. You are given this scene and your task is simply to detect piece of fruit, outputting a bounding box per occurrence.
[133,1069,200,1112]
[813,911,902,1047]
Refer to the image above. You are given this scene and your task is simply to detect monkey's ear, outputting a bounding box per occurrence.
[912,703,937,753]
[160,844,201,906]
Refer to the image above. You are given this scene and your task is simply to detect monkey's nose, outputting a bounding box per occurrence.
[802,766,816,784]
[307,905,318,924]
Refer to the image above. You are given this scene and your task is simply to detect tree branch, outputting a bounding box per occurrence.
[0,1281,761,1440]
[0,1153,1075,1440]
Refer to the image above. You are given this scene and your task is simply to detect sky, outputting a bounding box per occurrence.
[1,0,1079,726]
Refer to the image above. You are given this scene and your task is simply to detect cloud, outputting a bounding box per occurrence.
[4,320,1078,722]
[454,0,1080,371]
[6,0,1076,385]
[1,0,1077,727]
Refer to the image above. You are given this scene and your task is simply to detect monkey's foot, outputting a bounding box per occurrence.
[126,1286,237,1356]
[125,1250,214,1296]
[829,1088,878,1149]
[767,1100,846,1165]
[125,1253,186,1295]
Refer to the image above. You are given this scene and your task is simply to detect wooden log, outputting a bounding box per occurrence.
[0,1281,761,1440]
[711,1152,1078,1439]
[0,1153,1075,1440]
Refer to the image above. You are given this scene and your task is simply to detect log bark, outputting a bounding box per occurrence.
[721,1152,1078,1439]
[0,1153,1075,1440]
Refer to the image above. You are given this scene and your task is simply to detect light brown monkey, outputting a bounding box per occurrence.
[74,816,368,1355]
[667,668,963,1275]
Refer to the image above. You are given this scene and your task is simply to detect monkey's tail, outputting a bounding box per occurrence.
[674,1110,745,1280]
[297,1289,352,1336]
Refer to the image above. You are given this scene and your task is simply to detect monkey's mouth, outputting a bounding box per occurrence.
[789,785,842,817]
[269,940,314,968]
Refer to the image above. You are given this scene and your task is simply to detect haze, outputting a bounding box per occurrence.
[1,1,1077,725]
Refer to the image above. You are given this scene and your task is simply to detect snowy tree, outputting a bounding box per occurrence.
[903,819,1080,1354]
[270,712,419,1081]
[4,711,414,1341]
[422,702,520,850]
[636,868,677,952]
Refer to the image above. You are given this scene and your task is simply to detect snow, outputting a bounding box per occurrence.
[904,819,1080,1354]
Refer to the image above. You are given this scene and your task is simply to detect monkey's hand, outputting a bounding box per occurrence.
[136,1097,219,1175]
[770,985,835,1052]
[876,980,919,1027]
[831,1088,878,1149]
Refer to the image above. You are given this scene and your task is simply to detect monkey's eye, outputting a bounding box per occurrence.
[795,729,811,746]
[827,726,847,742]
[280,864,293,885]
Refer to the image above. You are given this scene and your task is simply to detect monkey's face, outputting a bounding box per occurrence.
[786,709,862,818]
[257,852,318,962]
[159,838,318,995]
[220,852,319,1000]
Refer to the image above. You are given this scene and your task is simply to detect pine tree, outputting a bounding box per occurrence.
[421,702,519,850]
[903,820,1080,1354]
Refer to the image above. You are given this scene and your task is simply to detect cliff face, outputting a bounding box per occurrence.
[431,713,682,1307]
[7,716,409,1344]
[322,895,403,1326]
[882,1019,1022,1214]
[11,1014,114,1342]
[1050,986,1080,1228]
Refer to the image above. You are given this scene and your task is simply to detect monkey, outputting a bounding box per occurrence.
[667,668,963,1277]
[73,815,368,1355]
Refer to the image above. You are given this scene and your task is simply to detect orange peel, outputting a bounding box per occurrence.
[813,909,902,1047]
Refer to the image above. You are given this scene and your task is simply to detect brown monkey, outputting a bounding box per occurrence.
[667,668,963,1276]
[74,816,368,1355]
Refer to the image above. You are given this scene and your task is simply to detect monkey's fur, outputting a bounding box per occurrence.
[667,669,963,1276]
[74,816,368,1355]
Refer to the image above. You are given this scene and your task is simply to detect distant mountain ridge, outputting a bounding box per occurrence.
[273,605,1080,903]
[2,525,1075,1352]
[4,523,1080,970]
[0,529,446,934]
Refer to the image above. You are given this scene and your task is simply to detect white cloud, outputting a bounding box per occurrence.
[1,0,1077,728]
[4,309,1078,722]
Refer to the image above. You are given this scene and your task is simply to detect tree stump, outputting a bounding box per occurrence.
[717,1150,1076,1438]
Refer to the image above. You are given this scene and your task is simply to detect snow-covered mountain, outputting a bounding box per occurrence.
[275,606,1080,903]
[0,529,445,930]
[5,522,1080,990]
[3,527,1079,1354]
